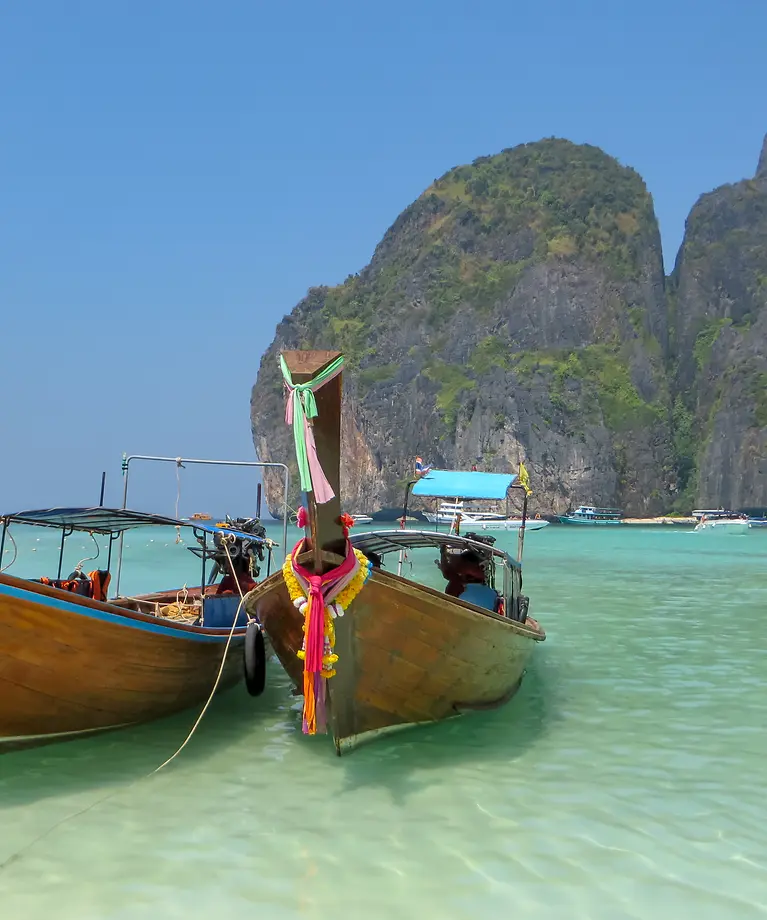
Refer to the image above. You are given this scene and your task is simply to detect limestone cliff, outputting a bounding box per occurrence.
[668,134,767,510]
[252,138,675,516]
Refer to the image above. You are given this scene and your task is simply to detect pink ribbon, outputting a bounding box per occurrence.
[283,364,343,505]
[304,575,325,672]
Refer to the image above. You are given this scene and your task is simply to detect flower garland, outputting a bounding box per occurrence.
[282,541,372,734]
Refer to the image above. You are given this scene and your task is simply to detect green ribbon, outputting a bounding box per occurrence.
[280,354,345,495]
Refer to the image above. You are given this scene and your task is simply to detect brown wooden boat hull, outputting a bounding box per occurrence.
[246,567,544,753]
[0,572,246,750]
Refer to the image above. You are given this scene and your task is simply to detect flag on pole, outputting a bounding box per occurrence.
[415,457,432,477]
[518,461,532,495]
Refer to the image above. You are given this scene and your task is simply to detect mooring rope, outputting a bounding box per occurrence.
[0,539,256,875]
[151,536,252,773]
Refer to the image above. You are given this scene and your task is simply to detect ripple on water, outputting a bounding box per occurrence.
[1,526,767,918]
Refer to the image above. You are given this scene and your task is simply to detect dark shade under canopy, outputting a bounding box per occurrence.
[349,529,517,567]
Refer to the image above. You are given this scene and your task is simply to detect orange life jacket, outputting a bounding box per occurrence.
[87,570,111,602]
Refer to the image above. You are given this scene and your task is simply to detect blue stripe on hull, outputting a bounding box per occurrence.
[0,581,244,643]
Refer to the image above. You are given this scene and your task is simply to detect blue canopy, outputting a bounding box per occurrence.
[191,520,274,546]
[411,470,517,500]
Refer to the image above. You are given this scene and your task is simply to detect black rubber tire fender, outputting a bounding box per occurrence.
[243,621,266,697]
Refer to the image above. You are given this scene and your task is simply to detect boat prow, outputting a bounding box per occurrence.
[246,550,544,755]
[258,349,546,754]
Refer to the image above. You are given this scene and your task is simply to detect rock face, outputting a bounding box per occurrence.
[252,134,767,516]
[252,138,675,516]
[668,134,767,510]
[757,135,767,180]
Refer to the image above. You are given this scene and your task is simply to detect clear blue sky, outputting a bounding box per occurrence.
[1,0,764,517]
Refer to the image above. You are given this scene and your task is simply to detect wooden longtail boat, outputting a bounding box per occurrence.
[0,507,275,751]
[244,351,545,754]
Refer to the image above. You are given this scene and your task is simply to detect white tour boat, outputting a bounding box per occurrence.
[423,501,549,532]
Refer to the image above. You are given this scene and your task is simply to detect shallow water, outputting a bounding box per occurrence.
[1,523,766,918]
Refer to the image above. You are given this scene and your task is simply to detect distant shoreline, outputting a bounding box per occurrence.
[540,515,697,526]
[318,513,701,527]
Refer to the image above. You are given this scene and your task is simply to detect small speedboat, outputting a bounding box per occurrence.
[351,514,373,525]
[693,514,749,534]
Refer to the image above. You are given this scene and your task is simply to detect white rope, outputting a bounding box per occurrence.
[0,529,18,573]
[0,535,258,875]
[152,537,252,773]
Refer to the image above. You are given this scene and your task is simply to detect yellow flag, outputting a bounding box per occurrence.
[518,461,532,496]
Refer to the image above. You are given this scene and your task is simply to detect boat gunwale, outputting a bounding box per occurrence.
[246,565,545,642]
[368,567,545,640]
[0,570,248,638]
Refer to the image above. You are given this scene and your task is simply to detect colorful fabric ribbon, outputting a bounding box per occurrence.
[280,354,344,504]
[285,538,372,734]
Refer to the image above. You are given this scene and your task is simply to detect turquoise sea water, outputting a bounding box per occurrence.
[1,522,766,919]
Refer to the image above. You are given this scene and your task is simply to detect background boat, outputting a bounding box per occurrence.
[693,517,750,534]
[559,505,623,525]
[424,501,549,531]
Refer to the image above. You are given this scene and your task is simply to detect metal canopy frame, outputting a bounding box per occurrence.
[349,529,519,569]
[400,473,529,563]
[117,454,290,596]
[1,507,180,534]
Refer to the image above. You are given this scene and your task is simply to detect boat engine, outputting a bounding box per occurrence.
[193,516,268,582]
[463,532,496,547]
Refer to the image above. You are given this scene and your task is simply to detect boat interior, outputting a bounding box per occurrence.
[111,584,248,627]
[350,530,529,623]
[1,507,277,630]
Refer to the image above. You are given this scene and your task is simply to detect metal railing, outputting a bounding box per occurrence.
[115,454,290,597]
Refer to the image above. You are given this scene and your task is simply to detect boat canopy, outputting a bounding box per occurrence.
[1,507,273,544]
[350,529,518,568]
[1,507,180,534]
[411,470,518,501]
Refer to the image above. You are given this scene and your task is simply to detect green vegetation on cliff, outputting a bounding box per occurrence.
[667,139,767,509]
[253,136,684,516]
[489,344,664,432]
[423,361,476,429]
[692,318,732,370]
[429,140,654,280]
[307,138,660,365]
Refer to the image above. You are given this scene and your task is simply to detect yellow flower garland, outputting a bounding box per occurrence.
[282,547,371,679]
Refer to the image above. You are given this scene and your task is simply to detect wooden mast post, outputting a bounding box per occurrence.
[282,350,346,574]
